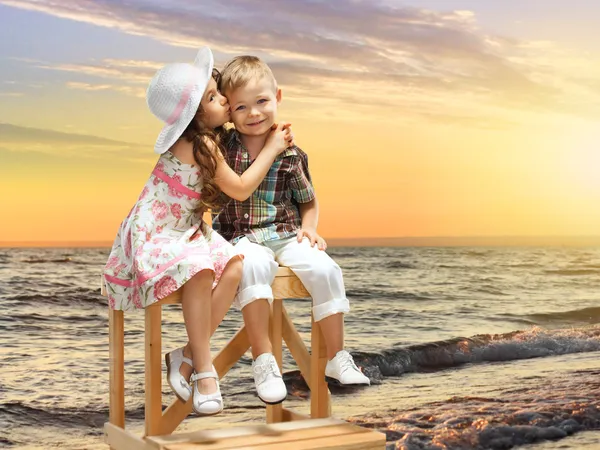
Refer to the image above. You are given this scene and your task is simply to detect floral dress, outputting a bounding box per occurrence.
[103,151,239,311]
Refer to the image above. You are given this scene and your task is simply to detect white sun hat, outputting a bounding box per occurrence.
[146,46,214,154]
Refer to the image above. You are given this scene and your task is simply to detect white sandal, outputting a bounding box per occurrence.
[165,347,193,402]
[190,370,223,416]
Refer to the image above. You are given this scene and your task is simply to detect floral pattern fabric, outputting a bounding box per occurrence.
[103,151,239,311]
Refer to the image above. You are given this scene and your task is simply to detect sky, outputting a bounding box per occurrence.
[1,0,599,244]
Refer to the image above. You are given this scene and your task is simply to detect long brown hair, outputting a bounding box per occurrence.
[179,69,224,214]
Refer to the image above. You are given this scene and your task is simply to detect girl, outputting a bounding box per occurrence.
[103,47,292,416]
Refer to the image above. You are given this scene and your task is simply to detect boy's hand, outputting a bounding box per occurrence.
[297,227,327,251]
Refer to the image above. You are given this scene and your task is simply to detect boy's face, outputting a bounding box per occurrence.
[227,77,281,137]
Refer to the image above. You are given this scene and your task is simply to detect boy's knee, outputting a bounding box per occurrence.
[311,258,342,280]
[242,254,278,278]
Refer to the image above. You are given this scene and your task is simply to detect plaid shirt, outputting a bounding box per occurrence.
[213,129,315,244]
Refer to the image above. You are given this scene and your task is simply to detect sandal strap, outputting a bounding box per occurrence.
[181,356,193,366]
[190,371,218,383]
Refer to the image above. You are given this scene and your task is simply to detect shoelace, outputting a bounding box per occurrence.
[338,352,360,375]
[253,360,280,384]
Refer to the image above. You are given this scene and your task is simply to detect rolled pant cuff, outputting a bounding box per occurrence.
[312,298,350,322]
[236,284,274,310]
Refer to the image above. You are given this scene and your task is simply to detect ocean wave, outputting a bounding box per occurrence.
[501,263,540,268]
[21,257,76,264]
[2,312,104,325]
[525,306,600,324]
[279,327,600,390]
[327,251,358,258]
[472,285,508,296]
[487,316,537,326]
[16,256,100,266]
[0,400,141,431]
[544,269,600,276]
[0,437,15,448]
[384,261,416,269]
[3,289,105,307]
[465,250,491,257]
[346,288,430,301]
[349,326,600,380]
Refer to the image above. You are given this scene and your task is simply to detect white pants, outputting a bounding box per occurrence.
[233,236,350,322]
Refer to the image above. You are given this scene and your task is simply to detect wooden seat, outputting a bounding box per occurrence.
[102,266,385,449]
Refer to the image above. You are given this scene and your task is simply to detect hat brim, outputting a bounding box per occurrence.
[194,46,213,69]
[154,47,214,155]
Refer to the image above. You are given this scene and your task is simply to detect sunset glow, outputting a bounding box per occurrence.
[1,0,599,245]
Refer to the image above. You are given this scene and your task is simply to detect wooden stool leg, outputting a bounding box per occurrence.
[109,308,125,434]
[145,304,162,436]
[266,298,284,424]
[310,317,331,418]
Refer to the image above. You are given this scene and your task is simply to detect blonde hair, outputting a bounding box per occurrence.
[220,56,277,95]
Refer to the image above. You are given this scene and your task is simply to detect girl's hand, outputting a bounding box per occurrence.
[265,122,294,155]
[297,227,327,251]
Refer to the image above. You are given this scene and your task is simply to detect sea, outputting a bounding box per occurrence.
[2,246,600,449]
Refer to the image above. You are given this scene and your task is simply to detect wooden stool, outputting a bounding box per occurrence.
[102,267,385,449]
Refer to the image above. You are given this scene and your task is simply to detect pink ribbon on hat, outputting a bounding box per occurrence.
[165,73,198,125]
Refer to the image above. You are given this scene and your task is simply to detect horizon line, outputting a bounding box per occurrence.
[2,235,600,248]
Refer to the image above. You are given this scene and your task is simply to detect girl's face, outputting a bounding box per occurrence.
[198,77,230,128]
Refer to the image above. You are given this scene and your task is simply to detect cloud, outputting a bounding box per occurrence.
[12,56,155,98]
[41,62,153,83]
[0,123,151,161]
[66,81,146,97]
[2,0,600,126]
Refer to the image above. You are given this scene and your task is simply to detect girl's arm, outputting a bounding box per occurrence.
[213,123,291,201]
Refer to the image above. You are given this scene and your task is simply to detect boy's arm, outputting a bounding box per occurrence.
[289,148,326,250]
[299,197,318,230]
[297,197,327,251]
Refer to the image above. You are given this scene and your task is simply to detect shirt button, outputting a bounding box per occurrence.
[243,152,248,158]
[244,213,249,219]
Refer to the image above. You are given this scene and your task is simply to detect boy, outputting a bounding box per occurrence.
[214,56,370,405]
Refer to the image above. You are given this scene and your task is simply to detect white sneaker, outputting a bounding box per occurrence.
[252,353,287,404]
[165,347,193,402]
[190,370,223,416]
[325,350,370,386]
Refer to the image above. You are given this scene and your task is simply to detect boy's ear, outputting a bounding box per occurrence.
[276,88,282,103]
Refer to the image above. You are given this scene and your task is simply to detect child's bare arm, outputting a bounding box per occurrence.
[212,124,290,201]
[297,198,327,250]
[299,198,318,230]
